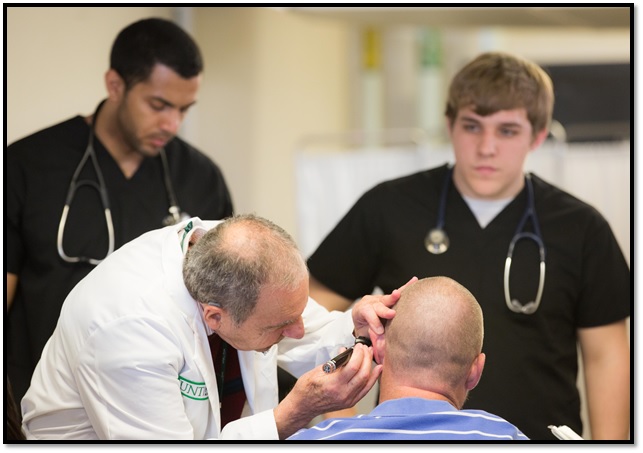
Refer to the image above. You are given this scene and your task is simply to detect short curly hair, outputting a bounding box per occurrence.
[110,17,203,89]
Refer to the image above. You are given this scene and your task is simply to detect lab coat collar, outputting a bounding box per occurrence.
[161,217,206,322]
[193,325,223,432]
[239,346,280,415]
[162,216,223,327]
[161,217,225,430]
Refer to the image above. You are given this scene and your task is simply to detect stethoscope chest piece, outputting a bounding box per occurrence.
[425,228,449,254]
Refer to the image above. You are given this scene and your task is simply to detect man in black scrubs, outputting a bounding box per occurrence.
[307,52,630,439]
[6,17,233,403]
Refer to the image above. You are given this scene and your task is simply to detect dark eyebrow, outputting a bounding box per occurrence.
[459,115,480,123]
[498,122,523,129]
[150,96,197,111]
[459,114,523,129]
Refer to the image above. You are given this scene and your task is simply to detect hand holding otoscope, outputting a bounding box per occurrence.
[323,336,373,373]
[324,278,418,374]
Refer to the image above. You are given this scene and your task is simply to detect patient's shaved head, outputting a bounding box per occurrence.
[385,276,483,388]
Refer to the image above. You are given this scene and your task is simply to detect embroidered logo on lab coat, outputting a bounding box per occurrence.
[179,375,209,401]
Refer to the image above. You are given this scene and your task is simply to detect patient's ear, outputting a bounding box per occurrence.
[373,334,386,365]
[465,353,486,391]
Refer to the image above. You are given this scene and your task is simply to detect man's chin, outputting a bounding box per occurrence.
[138,146,163,158]
[256,338,282,354]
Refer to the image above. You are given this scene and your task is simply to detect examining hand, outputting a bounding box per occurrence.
[351,276,418,344]
[274,343,380,439]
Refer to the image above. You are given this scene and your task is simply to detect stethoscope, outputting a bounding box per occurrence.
[56,100,190,265]
[424,166,546,315]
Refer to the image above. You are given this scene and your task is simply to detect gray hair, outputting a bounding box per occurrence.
[182,214,307,325]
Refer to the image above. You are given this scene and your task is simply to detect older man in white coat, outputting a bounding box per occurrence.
[21,214,404,440]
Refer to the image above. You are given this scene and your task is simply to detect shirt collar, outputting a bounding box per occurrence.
[370,398,457,417]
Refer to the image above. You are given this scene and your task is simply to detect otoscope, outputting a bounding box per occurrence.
[322,336,372,373]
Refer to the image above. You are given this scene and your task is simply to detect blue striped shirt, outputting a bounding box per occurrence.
[288,398,529,441]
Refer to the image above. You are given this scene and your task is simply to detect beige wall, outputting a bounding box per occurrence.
[191,7,350,232]
[6,6,174,143]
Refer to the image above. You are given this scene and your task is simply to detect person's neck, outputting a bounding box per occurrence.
[89,100,144,179]
[379,371,462,409]
[452,167,525,201]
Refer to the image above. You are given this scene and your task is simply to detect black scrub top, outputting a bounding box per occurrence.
[6,115,234,402]
[307,164,630,439]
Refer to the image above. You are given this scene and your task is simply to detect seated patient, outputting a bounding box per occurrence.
[289,276,528,441]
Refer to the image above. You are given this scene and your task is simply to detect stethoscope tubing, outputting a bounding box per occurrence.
[56,122,115,265]
[427,166,546,315]
[503,173,546,314]
[57,100,185,265]
[159,143,185,226]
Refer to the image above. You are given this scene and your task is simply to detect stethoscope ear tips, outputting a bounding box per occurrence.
[425,228,449,255]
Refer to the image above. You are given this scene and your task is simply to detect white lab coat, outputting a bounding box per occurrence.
[21,218,354,440]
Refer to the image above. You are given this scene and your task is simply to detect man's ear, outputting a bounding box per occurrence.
[188,228,206,249]
[105,69,126,102]
[373,334,386,365]
[202,303,223,331]
[445,115,454,133]
[465,352,486,391]
[530,127,549,150]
